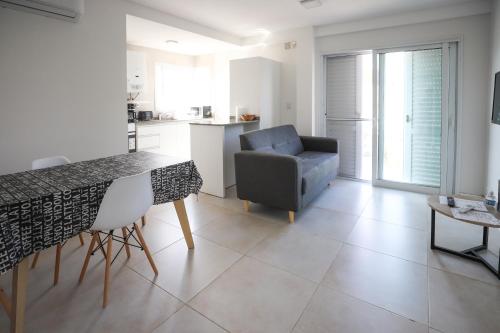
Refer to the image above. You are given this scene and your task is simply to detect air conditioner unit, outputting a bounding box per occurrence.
[0,0,84,22]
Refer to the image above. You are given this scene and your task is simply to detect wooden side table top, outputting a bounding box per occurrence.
[427,194,500,228]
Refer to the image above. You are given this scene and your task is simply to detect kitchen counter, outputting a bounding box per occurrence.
[189,119,260,126]
[136,119,192,126]
[189,118,260,198]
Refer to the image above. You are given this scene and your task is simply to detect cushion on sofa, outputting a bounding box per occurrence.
[296,151,339,194]
[240,125,304,156]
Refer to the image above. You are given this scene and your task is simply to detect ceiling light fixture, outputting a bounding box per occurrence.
[299,0,322,9]
[165,39,179,44]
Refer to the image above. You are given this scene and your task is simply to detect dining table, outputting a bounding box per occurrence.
[0,151,203,333]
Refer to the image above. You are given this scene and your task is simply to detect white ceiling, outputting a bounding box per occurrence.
[129,0,481,37]
[126,15,238,55]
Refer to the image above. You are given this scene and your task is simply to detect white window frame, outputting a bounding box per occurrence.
[372,42,459,194]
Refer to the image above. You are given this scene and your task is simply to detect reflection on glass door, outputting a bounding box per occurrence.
[377,47,445,188]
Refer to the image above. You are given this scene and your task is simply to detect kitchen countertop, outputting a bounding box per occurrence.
[136,119,192,126]
[189,119,260,126]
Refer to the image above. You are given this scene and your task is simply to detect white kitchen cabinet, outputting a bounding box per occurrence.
[230,57,280,129]
[137,122,190,159]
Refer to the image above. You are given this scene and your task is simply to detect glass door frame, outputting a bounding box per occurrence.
[372,42,458,194]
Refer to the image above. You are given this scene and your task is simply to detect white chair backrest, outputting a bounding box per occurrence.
[32,156,71,170]
[91,171,153,231]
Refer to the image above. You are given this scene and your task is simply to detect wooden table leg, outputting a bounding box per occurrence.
[0,288,11,319]
[11,258,29,333]
[173,199,194,249]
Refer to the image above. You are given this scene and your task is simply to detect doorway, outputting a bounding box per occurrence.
[324,42,458,193]
[374,43,457,193]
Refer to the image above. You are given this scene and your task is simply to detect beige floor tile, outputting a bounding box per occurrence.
[428,249,500,286]
[347,217,428,264]
[153,306,227,333]
[362,190,429,230]
[293,285,428,333]
[194,212,284,253]
[189,257,316,333]
[248,228,342,282]
[198,186,246,214]
[243,203,294,224]
[429,268,500,333]
[433,213,486,250]
[128,236,241,302]
[323,244,428,323]
[0,240,182,333]
[371,186,428,203]
[291,206,360,241]
[133,218,184,254]
[311,180,373,215]
[3,180,498,333]
[148,200,229,232]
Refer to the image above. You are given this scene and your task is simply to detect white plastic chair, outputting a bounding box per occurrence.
[78,171,158,308]
[31,156,85,285]
[32,155,71,170]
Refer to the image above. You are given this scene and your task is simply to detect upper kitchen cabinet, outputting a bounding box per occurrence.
[230,57,280,129]
[127,50,147,93]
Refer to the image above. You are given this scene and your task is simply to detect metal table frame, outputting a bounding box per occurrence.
[430,209,500,280]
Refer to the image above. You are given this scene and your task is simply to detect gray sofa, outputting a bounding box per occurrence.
[234,125,339,223]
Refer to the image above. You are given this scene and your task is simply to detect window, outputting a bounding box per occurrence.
[155,63,212,119]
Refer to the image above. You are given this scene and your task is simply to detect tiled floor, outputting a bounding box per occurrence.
[1,179,500,332]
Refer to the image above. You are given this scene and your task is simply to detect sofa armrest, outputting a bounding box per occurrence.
[300,136,338,154]
[234,151,302,211]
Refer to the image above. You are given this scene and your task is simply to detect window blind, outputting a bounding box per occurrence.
[325,55,371,179]
[410,49,442,187]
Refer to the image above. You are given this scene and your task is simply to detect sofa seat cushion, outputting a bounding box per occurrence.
[297,151,339,194]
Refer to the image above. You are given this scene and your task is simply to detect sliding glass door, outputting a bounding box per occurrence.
[325,53,373,181]
[374,43,457,193]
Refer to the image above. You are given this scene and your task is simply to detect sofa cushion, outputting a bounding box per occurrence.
[296,151,339,194]
[240,125,304,156]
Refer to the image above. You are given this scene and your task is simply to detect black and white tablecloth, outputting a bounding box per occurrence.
[0,152,203,275]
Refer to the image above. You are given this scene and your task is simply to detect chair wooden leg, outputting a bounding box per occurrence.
[243,200,249,212]
[79,233,98,284]
[174,199,195,249]
[122,227,131,259]
[78,233,85,246]
[53,244,62,285]
[288,211,295,224]
[103,232,113,308]
[133,223,158,275]
[141,215,146,226]
[31,252,40,269]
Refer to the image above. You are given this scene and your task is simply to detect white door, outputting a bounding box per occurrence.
[374,43,457,193]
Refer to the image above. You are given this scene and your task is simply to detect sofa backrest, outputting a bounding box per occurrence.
[239,125,304,156]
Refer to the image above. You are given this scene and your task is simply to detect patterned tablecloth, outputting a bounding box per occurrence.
[0,152,203,275]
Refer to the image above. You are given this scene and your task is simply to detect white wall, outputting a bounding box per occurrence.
[211,26,315,133]
[0,0,237,174]
[486,0,500,193]
[315,14,491,195]
[485,0,500,254]
[0,0,127,174]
